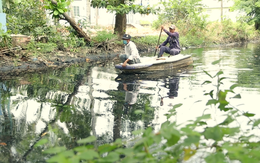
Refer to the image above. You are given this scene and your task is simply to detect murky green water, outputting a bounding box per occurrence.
[1,42,260,162]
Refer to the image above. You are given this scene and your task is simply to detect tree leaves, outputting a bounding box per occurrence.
[212,59,222,65]
[206,99,218,105]
[161,122,181,146]
[243,112,255,117]
[183,147,197,161]
[44,146,67,154]
[78,150,99,160]
[204,126,224,141]
[233,0,260,29]
[77,136,96,144]
[91,0,158,15]
[219,116,234,126]
[35,138,48,147]
[205,152,226,163]
[44,0,71,19]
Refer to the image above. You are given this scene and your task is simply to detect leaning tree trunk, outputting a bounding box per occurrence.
[50,0,91,43]
[114,13,126,38]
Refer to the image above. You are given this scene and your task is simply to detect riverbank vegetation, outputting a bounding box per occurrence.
[1,0,260,59]
[135,0,260,48]
[137,19,260,48]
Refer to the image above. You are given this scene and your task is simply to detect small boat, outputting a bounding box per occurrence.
[115,65,193,82]
[115,54,193,73]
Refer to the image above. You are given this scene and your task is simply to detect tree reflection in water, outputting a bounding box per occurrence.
[0,64,183,162]
[0,82,15,163]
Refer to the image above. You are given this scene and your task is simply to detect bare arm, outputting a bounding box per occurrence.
[122,58,130,67]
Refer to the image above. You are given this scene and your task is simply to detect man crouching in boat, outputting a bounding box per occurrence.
[119,34,141,67]
[156,25,181,58]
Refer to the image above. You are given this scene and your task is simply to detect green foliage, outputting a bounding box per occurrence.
[106,4,157,15]
[91,31,119,45]
[132,35,167,46]
[152,0,208,47]
[2,0,19,9]
[152,0,207,30]
[44,60,260,162]
[151,0,259,47]
[232,0,260,30]
[24,24,86,54]
[91,0,158,15]
[4,0,47,35]
[202,19,260,45]
[0,24,12,48]
[44,0,71,19]
[26,40,57,54]
[219,19,257,42]
[155,0,204,24]
[3,0,87,54]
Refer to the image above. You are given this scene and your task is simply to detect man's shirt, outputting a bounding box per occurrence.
[160,29,181,50]
[125,41,141,60]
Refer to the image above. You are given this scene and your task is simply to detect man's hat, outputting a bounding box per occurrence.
[169,25,176,30]
[122,34,131,40]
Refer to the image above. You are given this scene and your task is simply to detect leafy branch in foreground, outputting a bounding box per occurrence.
[39,59,260,163]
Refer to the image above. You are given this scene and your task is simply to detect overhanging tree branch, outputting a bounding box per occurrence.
[50,0,91,43]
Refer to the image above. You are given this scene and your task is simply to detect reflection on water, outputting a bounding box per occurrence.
[0,43,260,161]
[160,76,180,106]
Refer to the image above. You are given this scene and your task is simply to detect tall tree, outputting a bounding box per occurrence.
[233,0,260,30]
[91,0,157,37]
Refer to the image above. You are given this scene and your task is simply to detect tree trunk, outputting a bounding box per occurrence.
[255,21,260,30]
[50,0,91,43]
[62,12,91,43]
[114,13,126,38]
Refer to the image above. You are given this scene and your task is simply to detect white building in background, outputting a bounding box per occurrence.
[59,0,158,27]
[201,0,241,22]
[58,0,241,27]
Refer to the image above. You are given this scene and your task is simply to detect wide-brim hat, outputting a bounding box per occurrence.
[122,34,131,40]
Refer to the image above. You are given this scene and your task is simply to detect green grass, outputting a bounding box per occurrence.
[132,35,167,46]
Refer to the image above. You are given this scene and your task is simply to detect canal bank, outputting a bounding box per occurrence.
[0,52,119,80]
[0,38,259,80]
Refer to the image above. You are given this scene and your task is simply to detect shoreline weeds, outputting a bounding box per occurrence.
[0,39,259,80]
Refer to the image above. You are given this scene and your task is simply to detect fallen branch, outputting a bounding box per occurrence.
[50,0,91,43]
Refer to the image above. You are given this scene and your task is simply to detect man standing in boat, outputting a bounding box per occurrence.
[119,34,141,67]
[156,25,181,58]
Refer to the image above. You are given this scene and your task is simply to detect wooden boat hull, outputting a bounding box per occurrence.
[115,54,193,73]
[115,65,193,82]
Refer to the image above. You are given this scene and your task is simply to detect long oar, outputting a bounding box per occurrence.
[154,28,163,57]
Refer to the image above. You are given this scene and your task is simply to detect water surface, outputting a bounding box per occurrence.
[1,43,260,162]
